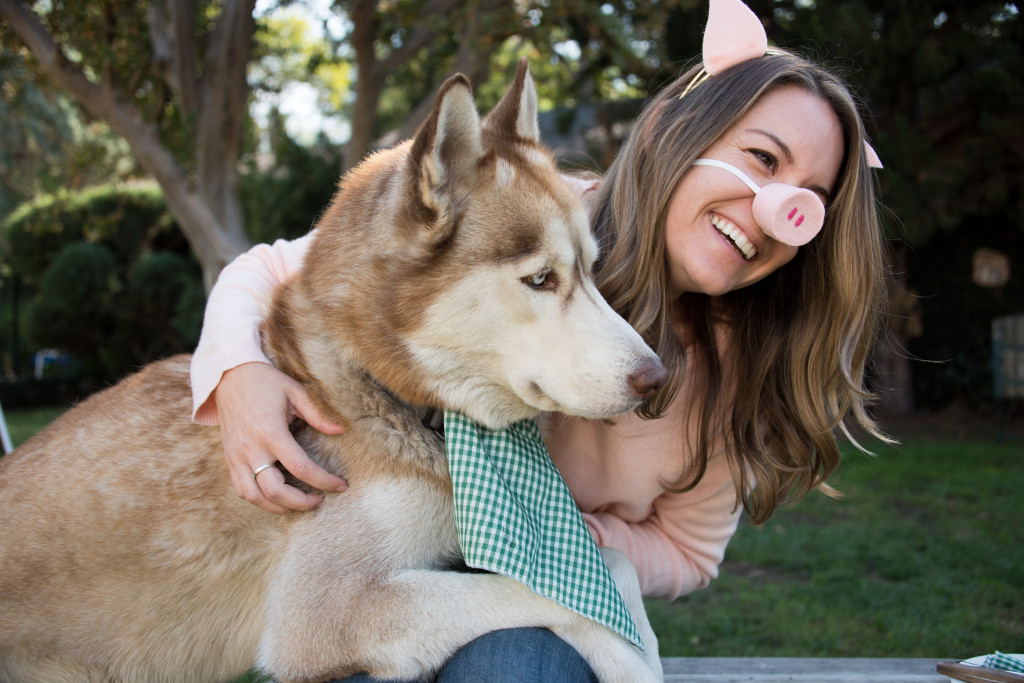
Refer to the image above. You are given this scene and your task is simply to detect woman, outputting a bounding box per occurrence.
[190,5,890,679]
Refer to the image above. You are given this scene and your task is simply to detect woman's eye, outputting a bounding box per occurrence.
[522,270,556,290]
[751,149,778,173]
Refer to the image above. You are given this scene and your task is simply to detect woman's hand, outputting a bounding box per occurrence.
[214,362,347,514]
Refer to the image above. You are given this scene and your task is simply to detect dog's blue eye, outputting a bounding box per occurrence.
[522,270,556,290]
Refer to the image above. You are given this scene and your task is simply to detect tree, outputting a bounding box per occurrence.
[0,0,256,290]
[333,0,691,170]
[240,109,345,245]
[764,0,1023,246]
[0,43,138,221]
[1,0,691,290]
[338,0,510,171]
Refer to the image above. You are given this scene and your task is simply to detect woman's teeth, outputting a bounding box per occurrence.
[711,215,756,260]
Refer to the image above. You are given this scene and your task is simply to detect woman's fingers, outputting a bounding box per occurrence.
[288,384,346,437]
[216,362,347,514]
[252,462,324,512]
[283,385,348,494]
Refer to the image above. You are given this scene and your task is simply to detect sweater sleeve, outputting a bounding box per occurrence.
[582,453,741,600]
[190,232,315,424]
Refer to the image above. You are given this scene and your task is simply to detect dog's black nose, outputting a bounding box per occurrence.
[629,360,668,399]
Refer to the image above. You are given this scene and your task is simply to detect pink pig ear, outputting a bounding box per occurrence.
[864,141,883,169]
[703,0,768,75]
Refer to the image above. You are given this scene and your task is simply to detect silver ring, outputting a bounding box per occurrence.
[252,463,276,480]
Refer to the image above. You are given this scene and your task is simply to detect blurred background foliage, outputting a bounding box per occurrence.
[0,0,1021,415]
[1,182,204,388]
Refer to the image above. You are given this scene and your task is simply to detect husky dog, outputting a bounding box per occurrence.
[0,60,666,683]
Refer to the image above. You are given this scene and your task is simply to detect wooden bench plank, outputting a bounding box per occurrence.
[661,657,949,682]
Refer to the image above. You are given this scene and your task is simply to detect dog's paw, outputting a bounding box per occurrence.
[584,636,662,683]
[642,641,665,682]
[552,614,662,683]
[597,547,663,682]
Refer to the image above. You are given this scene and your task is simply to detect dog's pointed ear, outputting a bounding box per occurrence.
[408,73,483,238]
[482,57,539,143]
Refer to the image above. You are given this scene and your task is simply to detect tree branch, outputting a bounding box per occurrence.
[148,0,199,114]
[382,0,463,71]
[0,0,249,287]
[394,0,505,141]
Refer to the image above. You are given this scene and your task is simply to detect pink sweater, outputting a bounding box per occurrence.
[190,181,742,601]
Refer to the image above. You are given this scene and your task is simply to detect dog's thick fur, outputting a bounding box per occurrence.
[0,61,666,683]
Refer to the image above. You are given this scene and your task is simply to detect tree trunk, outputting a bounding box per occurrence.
[342,0,379,172]
[342,0,465,171]
[195,0,255,255]
[874,247,921,419]
[0,0,254,291]
[874,330,916,419]
[343,66,386,172]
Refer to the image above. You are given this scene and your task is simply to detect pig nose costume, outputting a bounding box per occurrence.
[693,158,826,246]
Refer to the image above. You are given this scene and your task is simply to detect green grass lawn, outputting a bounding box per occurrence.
[646,436,1024,659]
[4,406,1022,665]
[3,405,67,449]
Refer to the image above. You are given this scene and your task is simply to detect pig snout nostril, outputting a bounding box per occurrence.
[629,360,668,399]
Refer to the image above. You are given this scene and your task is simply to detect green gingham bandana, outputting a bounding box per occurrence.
[444,410,643,650]
[984,653,1024,673]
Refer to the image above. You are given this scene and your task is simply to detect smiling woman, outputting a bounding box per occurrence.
[590,43,889,525]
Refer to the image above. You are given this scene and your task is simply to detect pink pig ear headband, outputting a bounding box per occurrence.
[679,0,882,246]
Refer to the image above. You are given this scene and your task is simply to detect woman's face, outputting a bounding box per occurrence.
[664,84,844,298]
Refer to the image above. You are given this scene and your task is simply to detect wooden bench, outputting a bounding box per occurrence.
[661,657,950,682]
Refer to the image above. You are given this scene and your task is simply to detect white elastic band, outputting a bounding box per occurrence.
[692,158,762,194]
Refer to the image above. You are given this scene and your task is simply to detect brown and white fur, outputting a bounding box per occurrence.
[0,60,667,683]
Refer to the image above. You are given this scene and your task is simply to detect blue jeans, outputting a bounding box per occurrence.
[334,627,597,683]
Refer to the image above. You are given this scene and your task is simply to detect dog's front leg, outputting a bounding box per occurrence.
[599,547,663,680]
[260,567,659,683]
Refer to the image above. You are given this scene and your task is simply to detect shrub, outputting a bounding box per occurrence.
[5,182,170,285]
[2,183,203,386]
